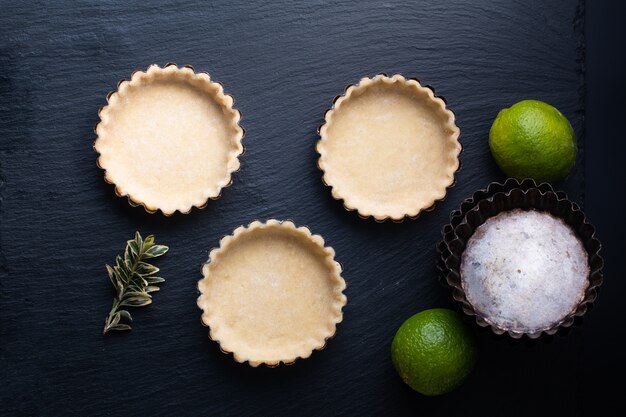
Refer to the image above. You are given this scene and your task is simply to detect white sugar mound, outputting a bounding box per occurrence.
[460,209,589,333]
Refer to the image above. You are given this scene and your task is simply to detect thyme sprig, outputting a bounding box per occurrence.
[103,232,168,335]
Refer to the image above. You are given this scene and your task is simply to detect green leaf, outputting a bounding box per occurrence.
[136,262,159,276]
[106,264,116,287]
[144,286,160,293]
[115,257,130,283]
[134,231,143,248]
[114,265,129,284]
[145,276,165,284]
[123,291,151,299]
[116,282,124,300]
[117,310,132,322]
[120,297,152,307]
[128,239,140,257]
[111,312,121,327]
[144,245,169,258]
[130,276,148,288]
[143,235,155,251]
[109,324,132,332]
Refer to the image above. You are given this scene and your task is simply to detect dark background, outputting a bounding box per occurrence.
[0,1,623,416]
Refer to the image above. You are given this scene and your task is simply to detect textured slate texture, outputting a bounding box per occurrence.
[1,1,586,416]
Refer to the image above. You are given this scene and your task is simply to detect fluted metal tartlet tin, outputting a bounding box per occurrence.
[437,178,603,339]
[93,63,245,216]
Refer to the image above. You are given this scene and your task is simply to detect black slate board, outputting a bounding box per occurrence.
[1,1,589,416]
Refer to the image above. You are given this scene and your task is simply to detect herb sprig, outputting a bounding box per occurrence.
[103,232,168,335]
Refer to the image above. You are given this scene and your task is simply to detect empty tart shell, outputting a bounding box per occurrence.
[94,64,244,215]
[197,220,347,367]
[438,179,603,339]
[317,74,461,221]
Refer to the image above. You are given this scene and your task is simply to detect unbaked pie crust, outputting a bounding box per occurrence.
[94,64,244,215]
[317,74,461,221]
[197,220,347,367]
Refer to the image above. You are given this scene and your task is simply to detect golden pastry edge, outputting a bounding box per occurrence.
[196,219,347,367]
[316,73,462,222]
[93,63,245,216]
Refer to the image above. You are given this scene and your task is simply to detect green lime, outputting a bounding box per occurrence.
[391,308,476,396]
[489,99,577,183]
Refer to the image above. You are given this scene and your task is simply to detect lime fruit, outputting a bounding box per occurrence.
[391,308,476,396]
[489,99,577,183]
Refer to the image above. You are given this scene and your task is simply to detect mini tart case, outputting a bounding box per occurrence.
[437,178,603,339]
[197,220,347,367]
[94,63,244,215]
[316,74,462,222]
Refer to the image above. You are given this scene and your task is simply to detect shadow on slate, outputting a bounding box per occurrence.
[0,1,585,416]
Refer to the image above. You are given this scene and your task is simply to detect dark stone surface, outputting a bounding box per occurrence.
[0,0,603,415]
[580,0,626,414]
